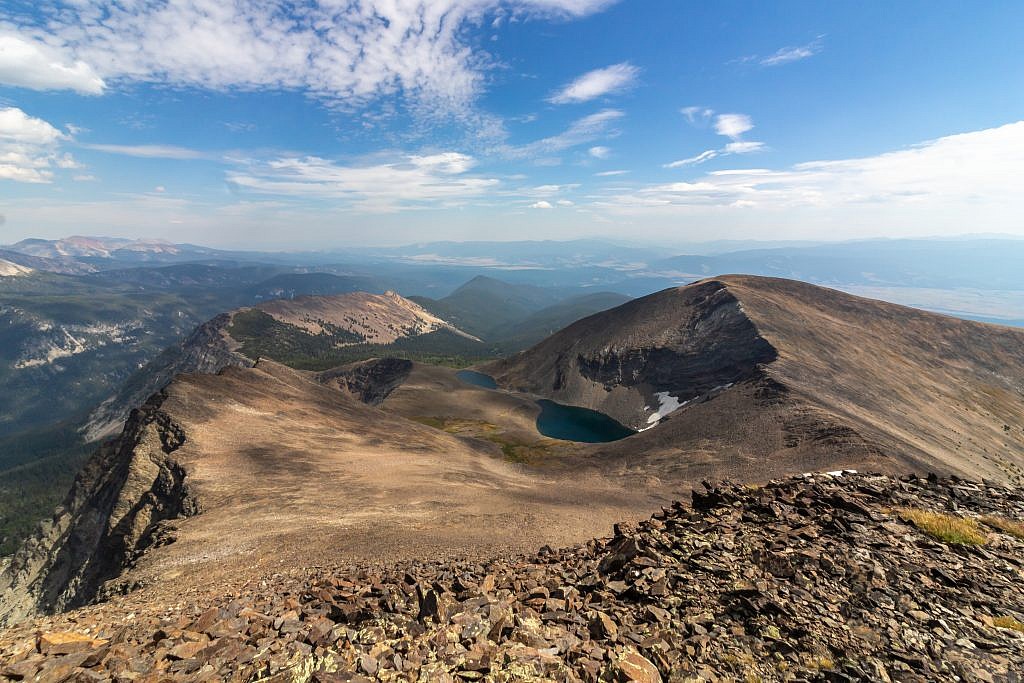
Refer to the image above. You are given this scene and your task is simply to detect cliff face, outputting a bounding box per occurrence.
[317,357,414,405]
[0,393,199,626]
[81,313,254,442]
[485,280,778,429]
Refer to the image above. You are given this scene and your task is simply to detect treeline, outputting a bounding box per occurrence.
[0,425,92,556]
[229,310,497,370]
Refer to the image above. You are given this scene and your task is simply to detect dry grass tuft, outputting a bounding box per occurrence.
[981,515,1024,540]
[896,508,988,545]
[993,616,1024,632]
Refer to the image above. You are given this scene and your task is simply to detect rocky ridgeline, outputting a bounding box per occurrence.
[3,473,1024,682]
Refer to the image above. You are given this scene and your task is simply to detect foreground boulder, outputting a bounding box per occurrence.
[2,472,1024,681]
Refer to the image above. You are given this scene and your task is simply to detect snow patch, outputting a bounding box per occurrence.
[640,391,690,431]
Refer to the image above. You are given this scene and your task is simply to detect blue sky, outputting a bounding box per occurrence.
[0,0,1022,247]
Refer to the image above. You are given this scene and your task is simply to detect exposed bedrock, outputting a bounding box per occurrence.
[0,393,198,627]
[83,313,253,442]
[317,357,414,405]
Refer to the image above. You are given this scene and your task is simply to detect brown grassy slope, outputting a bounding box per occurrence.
[256,291,477,343]
[102,359,668,609]
[721,275,1024,482]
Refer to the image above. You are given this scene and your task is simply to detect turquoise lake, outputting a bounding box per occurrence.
[456,370,634,443]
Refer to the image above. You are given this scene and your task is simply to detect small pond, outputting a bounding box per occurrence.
[456,369,634,443]
[455,370,498,389]
[535,399,636,443]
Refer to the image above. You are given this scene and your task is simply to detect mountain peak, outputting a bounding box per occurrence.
[487,275,1024,482]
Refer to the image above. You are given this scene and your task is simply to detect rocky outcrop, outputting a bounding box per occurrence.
[81,313,253,441]
[0,392,199,626]
[317,358,414,405]
[3,473,1023,680]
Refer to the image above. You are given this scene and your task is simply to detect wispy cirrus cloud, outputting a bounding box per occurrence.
[226,151,499,212]
[548,63,639,104]
[0,0,615,120]
[680,106,714,125]
[499,109,624,159]
[759,38,824,67]
[80,144,211,160]
[665,111,765,168]
[733,37,824,68]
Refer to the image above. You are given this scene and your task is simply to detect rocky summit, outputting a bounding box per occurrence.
[3,472,1023,682]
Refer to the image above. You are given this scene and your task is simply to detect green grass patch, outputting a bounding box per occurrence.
[409,416,566,464]
[994,616,1024,632]
[896,508,988,546]
[981,515,1024,540]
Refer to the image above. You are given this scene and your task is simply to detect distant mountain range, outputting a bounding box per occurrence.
[7,234,1024,295]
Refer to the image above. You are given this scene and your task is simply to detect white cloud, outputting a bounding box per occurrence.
[0,107,65,146]
[714,113,754,140]
[664,150,719,168]
[0,34,105,94]
[81,144,209,160]
[500,109,623,158]
[530,200,554,209]
[724,141,766,154]
[556,199,574,206]
[606,122,1024,221]
[595,169,629,176]
[223,121,257,133]
[2,1,614,116]
[666,112,765,168]
[227,151,499,212]
[55,153,81,169]
[548,63,639,104]
[760,39,823,67]
[680,106,713,124]
[0,107,76,183]
[589,145,611,159]
[154,186,166,193]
